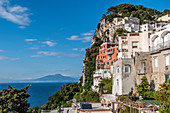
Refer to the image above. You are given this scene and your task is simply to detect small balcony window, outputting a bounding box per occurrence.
[117,67,119,73]
[154,57,158,67]
[125,66,130,73]
[132,42,138,48]
[165,75,169,83]
[140,61,146,73]
[112,49,114,52]
[165,55,169,66]
[117,79,119,86]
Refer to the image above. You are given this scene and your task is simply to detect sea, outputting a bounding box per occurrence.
[0,82,67,108]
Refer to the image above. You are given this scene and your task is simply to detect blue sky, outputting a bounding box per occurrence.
[0,0,169,80]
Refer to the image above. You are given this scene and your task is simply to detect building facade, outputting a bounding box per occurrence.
[112,58,134,96]
[133,24,170,92]
[113,17,140,32]
[92,69,111,92]
[118,32,152,59]
[96,42,118,69]
[157,14,170,22]
[93,42,119,92]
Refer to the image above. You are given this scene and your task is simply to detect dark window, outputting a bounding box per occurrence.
[165,75,169,83]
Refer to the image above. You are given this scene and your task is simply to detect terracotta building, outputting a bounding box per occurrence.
[96,42,118,69]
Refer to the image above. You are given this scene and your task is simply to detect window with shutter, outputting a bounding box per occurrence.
[166,55,169,66]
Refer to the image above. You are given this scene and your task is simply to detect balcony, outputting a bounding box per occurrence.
[99,48,105,51]
[106,51,114,55]
[150,40,170,52]
[108,57,112,60]
[93,73,102,78]
[137,69,146,75]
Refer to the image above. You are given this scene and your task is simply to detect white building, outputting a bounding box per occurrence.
[140,23,168,32]
[92,69,111,92]
[118,31,152,58]
[157,14,170,22]
[150,24,170,51]
[111,58,134,96]
[113,17,140,32]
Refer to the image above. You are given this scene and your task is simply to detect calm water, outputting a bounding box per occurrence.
[0,82,66,107]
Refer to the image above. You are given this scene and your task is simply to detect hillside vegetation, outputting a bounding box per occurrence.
[103,4,170,24]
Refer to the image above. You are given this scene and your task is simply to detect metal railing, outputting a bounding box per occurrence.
[106,51,114,55]
[150,40,170,52]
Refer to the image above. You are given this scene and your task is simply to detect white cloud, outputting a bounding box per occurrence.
[82,32,93,36]
[31,55,42,57]
[25,39,37,42]
[67,35,91,43]
[41,41,56,47]
[82,30,94,36]
[0,0,31,25]
[72,48,85,51]
[31,51,81,58]
[82,37,91,42]
[0,56,19,61]
[0,49,4,52]
[67,35,80,40]
[67,30,94,43]
[28,47,39,50]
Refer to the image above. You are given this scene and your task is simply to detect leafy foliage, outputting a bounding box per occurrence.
[74,91,99,102]
[99,78,112,94]
[137,76,153,98]
[103,4,170,24]
[154,79,170,107]
[42,83,80,110]
[159,107,170,113]
[0,85,30,113]
[83,37,103,91]
[27,106,41,113]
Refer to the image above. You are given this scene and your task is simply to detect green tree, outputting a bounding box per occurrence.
[154,79,170,107]
[42,83,80,110]
[27,106,41,113]
[0,85,30,113]
[137,76,152,98]
[99,78,112,94]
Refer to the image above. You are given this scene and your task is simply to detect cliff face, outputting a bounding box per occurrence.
[92,19,123,44]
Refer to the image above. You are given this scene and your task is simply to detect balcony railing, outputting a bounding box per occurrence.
[106,51,114,55]
[137,69,146,75]
[150,40,170,52]
[99,48,105,51]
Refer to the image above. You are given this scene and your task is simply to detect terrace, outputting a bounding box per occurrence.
[150,40,170,52]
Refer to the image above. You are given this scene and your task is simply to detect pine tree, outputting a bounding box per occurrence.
[0,85,30,113]
[137,76,151,98]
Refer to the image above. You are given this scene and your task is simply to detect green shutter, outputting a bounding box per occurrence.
[165,75,169,83]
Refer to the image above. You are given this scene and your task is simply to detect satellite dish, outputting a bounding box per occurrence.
[73,99,77,103]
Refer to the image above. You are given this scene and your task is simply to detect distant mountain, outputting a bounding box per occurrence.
[29,74,78,82]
